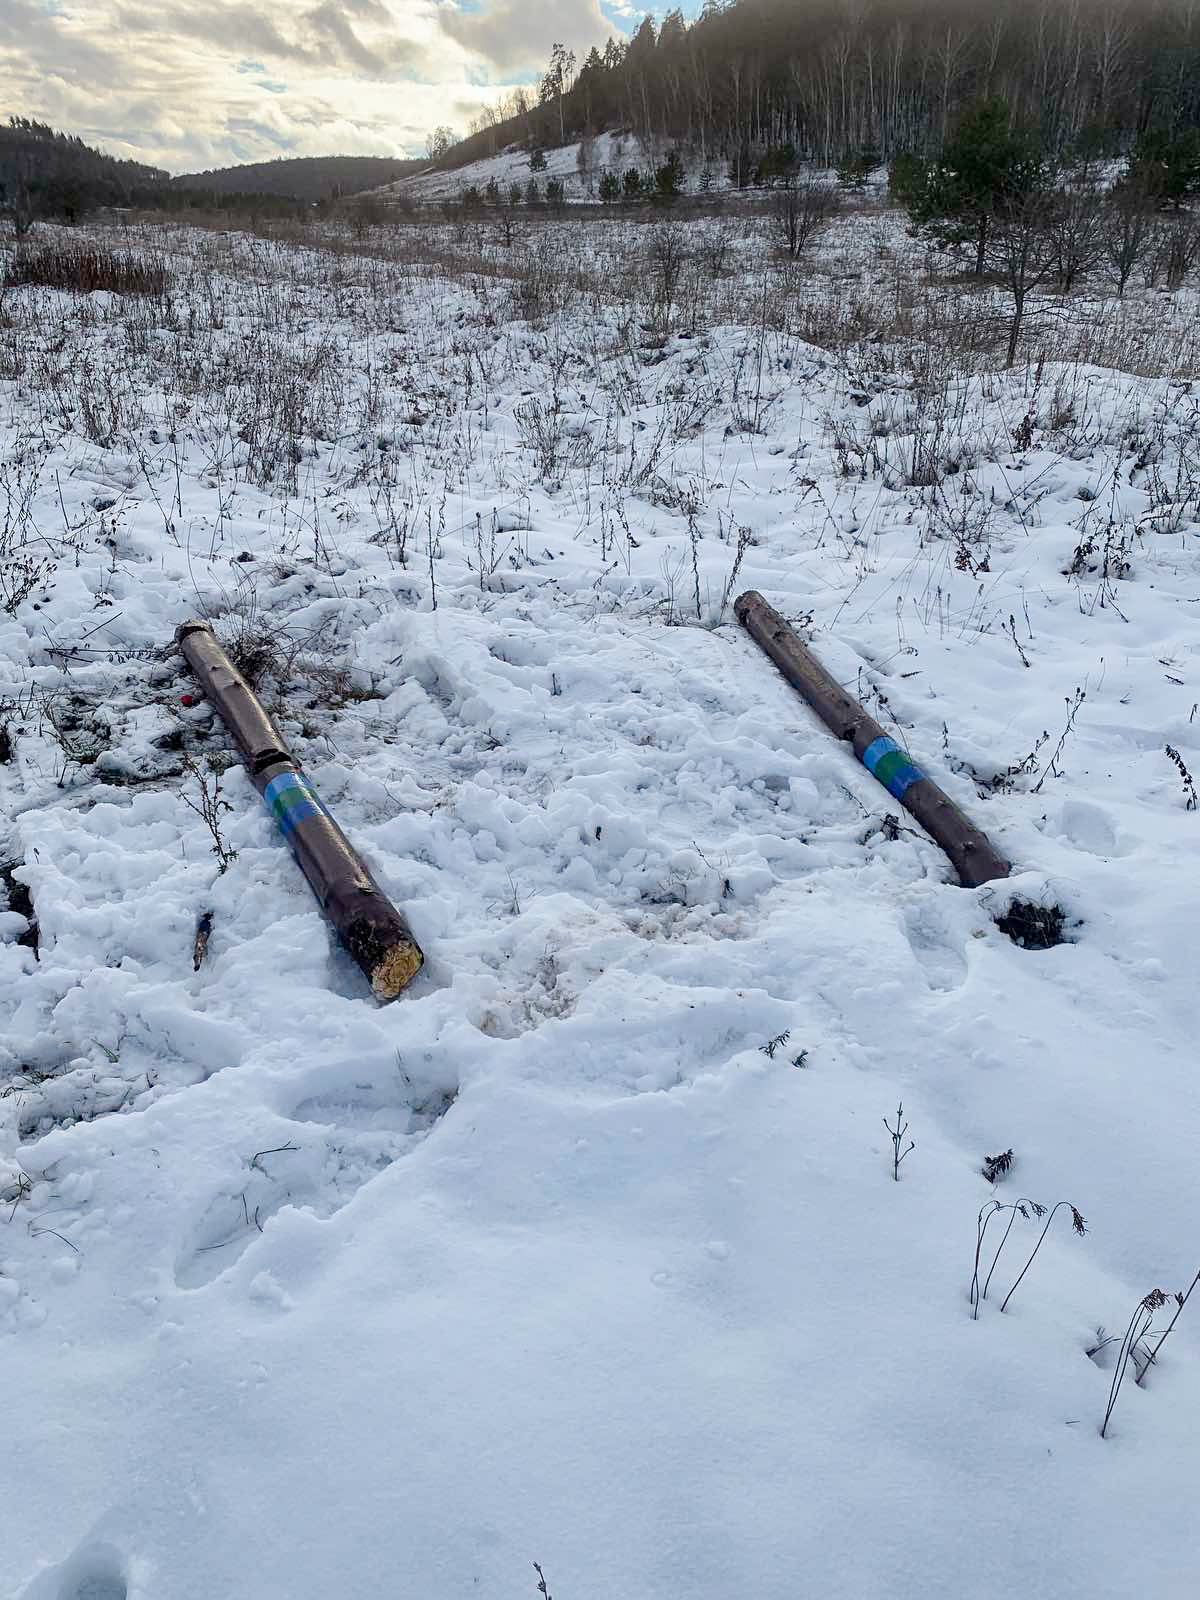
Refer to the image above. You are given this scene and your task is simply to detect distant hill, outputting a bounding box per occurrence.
[171,156,426,204]
[0,117,167,226]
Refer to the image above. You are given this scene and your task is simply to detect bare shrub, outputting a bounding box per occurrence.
[647,221,688,334]
[1045,185,1106,292]
[181,755,239,874]
[771,180,841,259]
[5,243,168,297]
[1100,180,1160,297]
[1160,216,1200,289]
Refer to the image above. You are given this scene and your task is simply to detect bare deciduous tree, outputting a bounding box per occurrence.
[1101,173,1162,297]
[771,180,841,259]
[985,190,1060,368]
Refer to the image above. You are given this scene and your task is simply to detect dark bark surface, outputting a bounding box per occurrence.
[735,591,1010,889]
[177,622,424,1001]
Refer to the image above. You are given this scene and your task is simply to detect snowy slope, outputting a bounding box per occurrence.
[377,132,718,204]
[1,220,1199,1600]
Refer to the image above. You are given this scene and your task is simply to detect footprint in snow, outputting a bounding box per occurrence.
[1056,799,1122,858]
[174,1071,455,1289]
[18,1541,128,1600]
[899,900,969,994]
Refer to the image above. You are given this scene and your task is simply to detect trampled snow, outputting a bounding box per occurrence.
[1,215,1198,1600]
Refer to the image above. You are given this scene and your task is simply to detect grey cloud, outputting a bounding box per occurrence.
[113,2,425,78]
[0,1,126,84]
[439,0,612,77]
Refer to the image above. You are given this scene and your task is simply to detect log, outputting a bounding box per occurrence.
[176,622,424,1001]
[734,591,1010,889]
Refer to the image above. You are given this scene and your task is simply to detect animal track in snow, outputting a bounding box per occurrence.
[174,1070,456,1289]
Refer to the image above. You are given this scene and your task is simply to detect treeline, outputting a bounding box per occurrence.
[0,121,427,230]
[452,0,1200,178]
[0,118,167,231]
[170,155,425,203]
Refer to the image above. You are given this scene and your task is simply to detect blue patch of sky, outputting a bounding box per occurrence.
[599,1,706,26]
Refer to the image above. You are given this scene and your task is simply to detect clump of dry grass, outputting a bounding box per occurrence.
[5,242,168,297]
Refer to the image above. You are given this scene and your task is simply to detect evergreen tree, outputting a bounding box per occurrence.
[1131,128,1200,209]
[654,149,686,201]
[905,100,1044,276]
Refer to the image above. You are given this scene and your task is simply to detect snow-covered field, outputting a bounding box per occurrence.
[2,212,1199,1599]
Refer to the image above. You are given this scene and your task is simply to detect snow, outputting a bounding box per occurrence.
[2,213,1199,1600]
[376,132,729,204]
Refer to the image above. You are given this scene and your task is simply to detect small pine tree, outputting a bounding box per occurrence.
[836,145,879,190]
[508,181,523,207]
[545,177,565,210]
[529,148,547,173]
[623,167,642,199]
[524,178,541,206]
[888,151,929,209]
[755,143,797,184]
[1130,128,1200,208]
[598,170,620,204]
[655,149,685,201]
[485,177,501,206]
[904,100,1044,275]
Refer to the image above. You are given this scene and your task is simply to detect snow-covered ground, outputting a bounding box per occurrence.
[2,214,1200,1600]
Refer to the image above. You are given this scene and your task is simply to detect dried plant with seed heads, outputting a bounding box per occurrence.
[1138,1267,1200,1384]
[1165,744,1197,810]
[973,1197,1045,1316]
[1101,1289,1171,1438]
[999,1201,1087,1313]
[982,1148,1014,1184]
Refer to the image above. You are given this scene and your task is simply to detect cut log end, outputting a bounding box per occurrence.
[369,938,425,1003]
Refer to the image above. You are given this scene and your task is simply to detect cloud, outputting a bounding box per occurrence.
[111,1,427,78]
[3,0,617,172]
[0,0,643,173]
[439,0,614,77]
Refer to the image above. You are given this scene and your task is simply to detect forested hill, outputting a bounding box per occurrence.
[171,155,425,203]
[0,117,167,216]
[445,0,1200,174]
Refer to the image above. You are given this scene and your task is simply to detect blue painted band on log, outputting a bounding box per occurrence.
[862,735,924,800]
[263,770,326,838]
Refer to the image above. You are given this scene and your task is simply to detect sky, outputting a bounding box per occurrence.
[3,0,703,175]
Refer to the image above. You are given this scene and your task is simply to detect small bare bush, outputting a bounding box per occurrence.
[771,181,841,259]
[5,243,168,297]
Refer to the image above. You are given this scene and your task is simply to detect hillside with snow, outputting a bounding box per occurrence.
[2,209,1199,1600]
[376,132,737,205]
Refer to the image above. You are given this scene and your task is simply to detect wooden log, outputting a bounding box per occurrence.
[176,622,424,1001]
[734,591,1010,889]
